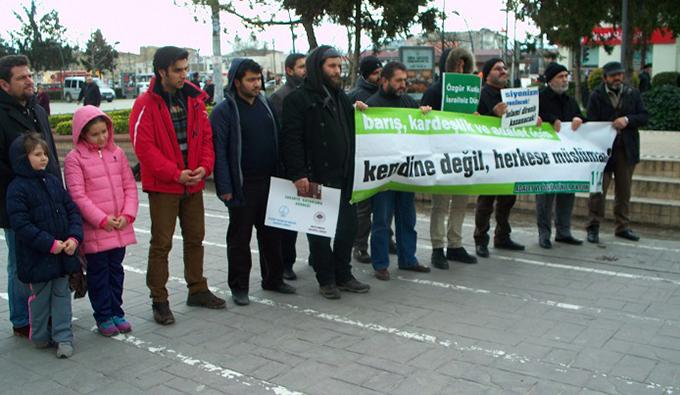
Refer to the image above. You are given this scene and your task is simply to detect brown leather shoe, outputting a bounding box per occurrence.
[398,263,431,273]
[187,290,226,309]
[374,269,390,281]
[13,325,30,337]
[152,302,175,325]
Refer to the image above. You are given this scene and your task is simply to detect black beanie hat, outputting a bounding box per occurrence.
[482,57,504,83]
[544,62,568,83]
[360,56,383,79]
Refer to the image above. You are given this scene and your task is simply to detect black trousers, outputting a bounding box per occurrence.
[308,186,356,287]
[227,177,284,292]
[473,195,517,246]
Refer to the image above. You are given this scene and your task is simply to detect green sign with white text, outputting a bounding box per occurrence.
[441,73,481,114]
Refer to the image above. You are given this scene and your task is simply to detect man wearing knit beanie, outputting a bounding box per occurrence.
[474,57,525,258]
[349,55,397,264]
[536,62,585,249]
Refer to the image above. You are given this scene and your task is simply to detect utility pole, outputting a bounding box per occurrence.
[620,0,632,83]
[210,0,224,104]
[441,0,447,50]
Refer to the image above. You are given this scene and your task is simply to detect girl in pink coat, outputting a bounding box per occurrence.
[64,105,138,337]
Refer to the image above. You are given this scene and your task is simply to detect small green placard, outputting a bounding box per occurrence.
[441,73,481,114]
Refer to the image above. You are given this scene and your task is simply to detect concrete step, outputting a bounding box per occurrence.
[636,157,680,178]
[632,175,680,200]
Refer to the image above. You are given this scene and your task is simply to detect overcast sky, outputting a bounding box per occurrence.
[2,0,539,55]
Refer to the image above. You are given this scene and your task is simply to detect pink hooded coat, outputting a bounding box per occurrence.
[64,105,138,254]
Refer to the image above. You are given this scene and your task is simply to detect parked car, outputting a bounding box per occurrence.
[63,77,116,103]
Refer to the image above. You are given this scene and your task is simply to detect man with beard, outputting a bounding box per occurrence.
[363,61,432,280]
[474,58,532,258]
[347,55,390,264]
[282,46,370,299]
[421,47,478,269]
[0,55,62,337]
[586,61,648,243]
[536,62,584,249]
[269,53,305,280]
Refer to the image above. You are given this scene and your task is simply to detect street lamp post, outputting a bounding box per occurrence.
[451,10,474,56]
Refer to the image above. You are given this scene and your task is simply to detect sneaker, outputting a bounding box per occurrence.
[353,248,371,264]
[112,316,132,333]
[319,285,341,299]
[152,301,175,325]
[56,342,73,358]
[13,325,30,338]
[337,278,370,293]
[97,319,120,337]
[446,247,478,264]
[431,248,449,270]
[187,290,226,309]
[283,268,297,280]
[231,291,250,306]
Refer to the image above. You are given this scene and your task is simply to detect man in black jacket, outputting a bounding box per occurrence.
[363,61,432,281]
[536,62,585,249]
[0,55,62,337]
[586,61,648,243]
[78,74,101,107]
[348,55,394,264]
[282,45,370,299]
[211,58,296,306]
[638,63,652,93]
[474,58,527,258]
[270,53,305,119]
[268,52,306,280]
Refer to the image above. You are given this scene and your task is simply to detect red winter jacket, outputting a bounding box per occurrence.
[129,77,214,195]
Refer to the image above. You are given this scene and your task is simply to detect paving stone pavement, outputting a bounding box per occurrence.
[1,185,679,394]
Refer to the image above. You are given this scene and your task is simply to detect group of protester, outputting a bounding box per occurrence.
[0,42,646,358]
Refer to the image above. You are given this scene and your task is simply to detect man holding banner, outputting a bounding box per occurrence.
[536,63,585,249]
[364,61,432,280]
[473,58,528,258]
[282,46,370,299]
[421,47,478,268]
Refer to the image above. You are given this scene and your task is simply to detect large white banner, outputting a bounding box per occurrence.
[352,108,617,202]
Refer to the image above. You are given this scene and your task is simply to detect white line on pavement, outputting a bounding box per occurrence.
[121,263,676,394]
[98,328,304,395]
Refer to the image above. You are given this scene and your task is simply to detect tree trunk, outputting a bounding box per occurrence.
[210,1,224,104]
[572,43,584,108]
[350,0,362,88]
[301,15,318,50]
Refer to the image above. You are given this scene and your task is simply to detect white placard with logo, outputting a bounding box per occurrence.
[265,177,341,237]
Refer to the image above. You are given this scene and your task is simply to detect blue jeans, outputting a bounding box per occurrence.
[5,229,30,327]
[370,191,418,270]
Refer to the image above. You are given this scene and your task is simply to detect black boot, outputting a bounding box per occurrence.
[446,247,478,264]
[431,248,449,269]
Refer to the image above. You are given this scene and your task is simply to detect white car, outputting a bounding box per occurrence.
[63,77,116,102]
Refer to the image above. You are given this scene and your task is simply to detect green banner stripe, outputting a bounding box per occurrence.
[355,107,559,141]
[351,181,516,202]
[351,181,591,202]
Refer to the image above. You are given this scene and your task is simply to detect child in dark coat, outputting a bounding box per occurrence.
[6,133,83,358]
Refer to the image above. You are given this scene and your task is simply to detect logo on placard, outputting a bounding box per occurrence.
[313,211,326,223]
[278,205,290,217]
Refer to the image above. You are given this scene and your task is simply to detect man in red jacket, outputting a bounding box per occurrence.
[130,46,225,325]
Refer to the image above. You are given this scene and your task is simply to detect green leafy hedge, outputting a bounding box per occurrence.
[651,72,680,88]
[588,68,639,91]
[642,85,680,131]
